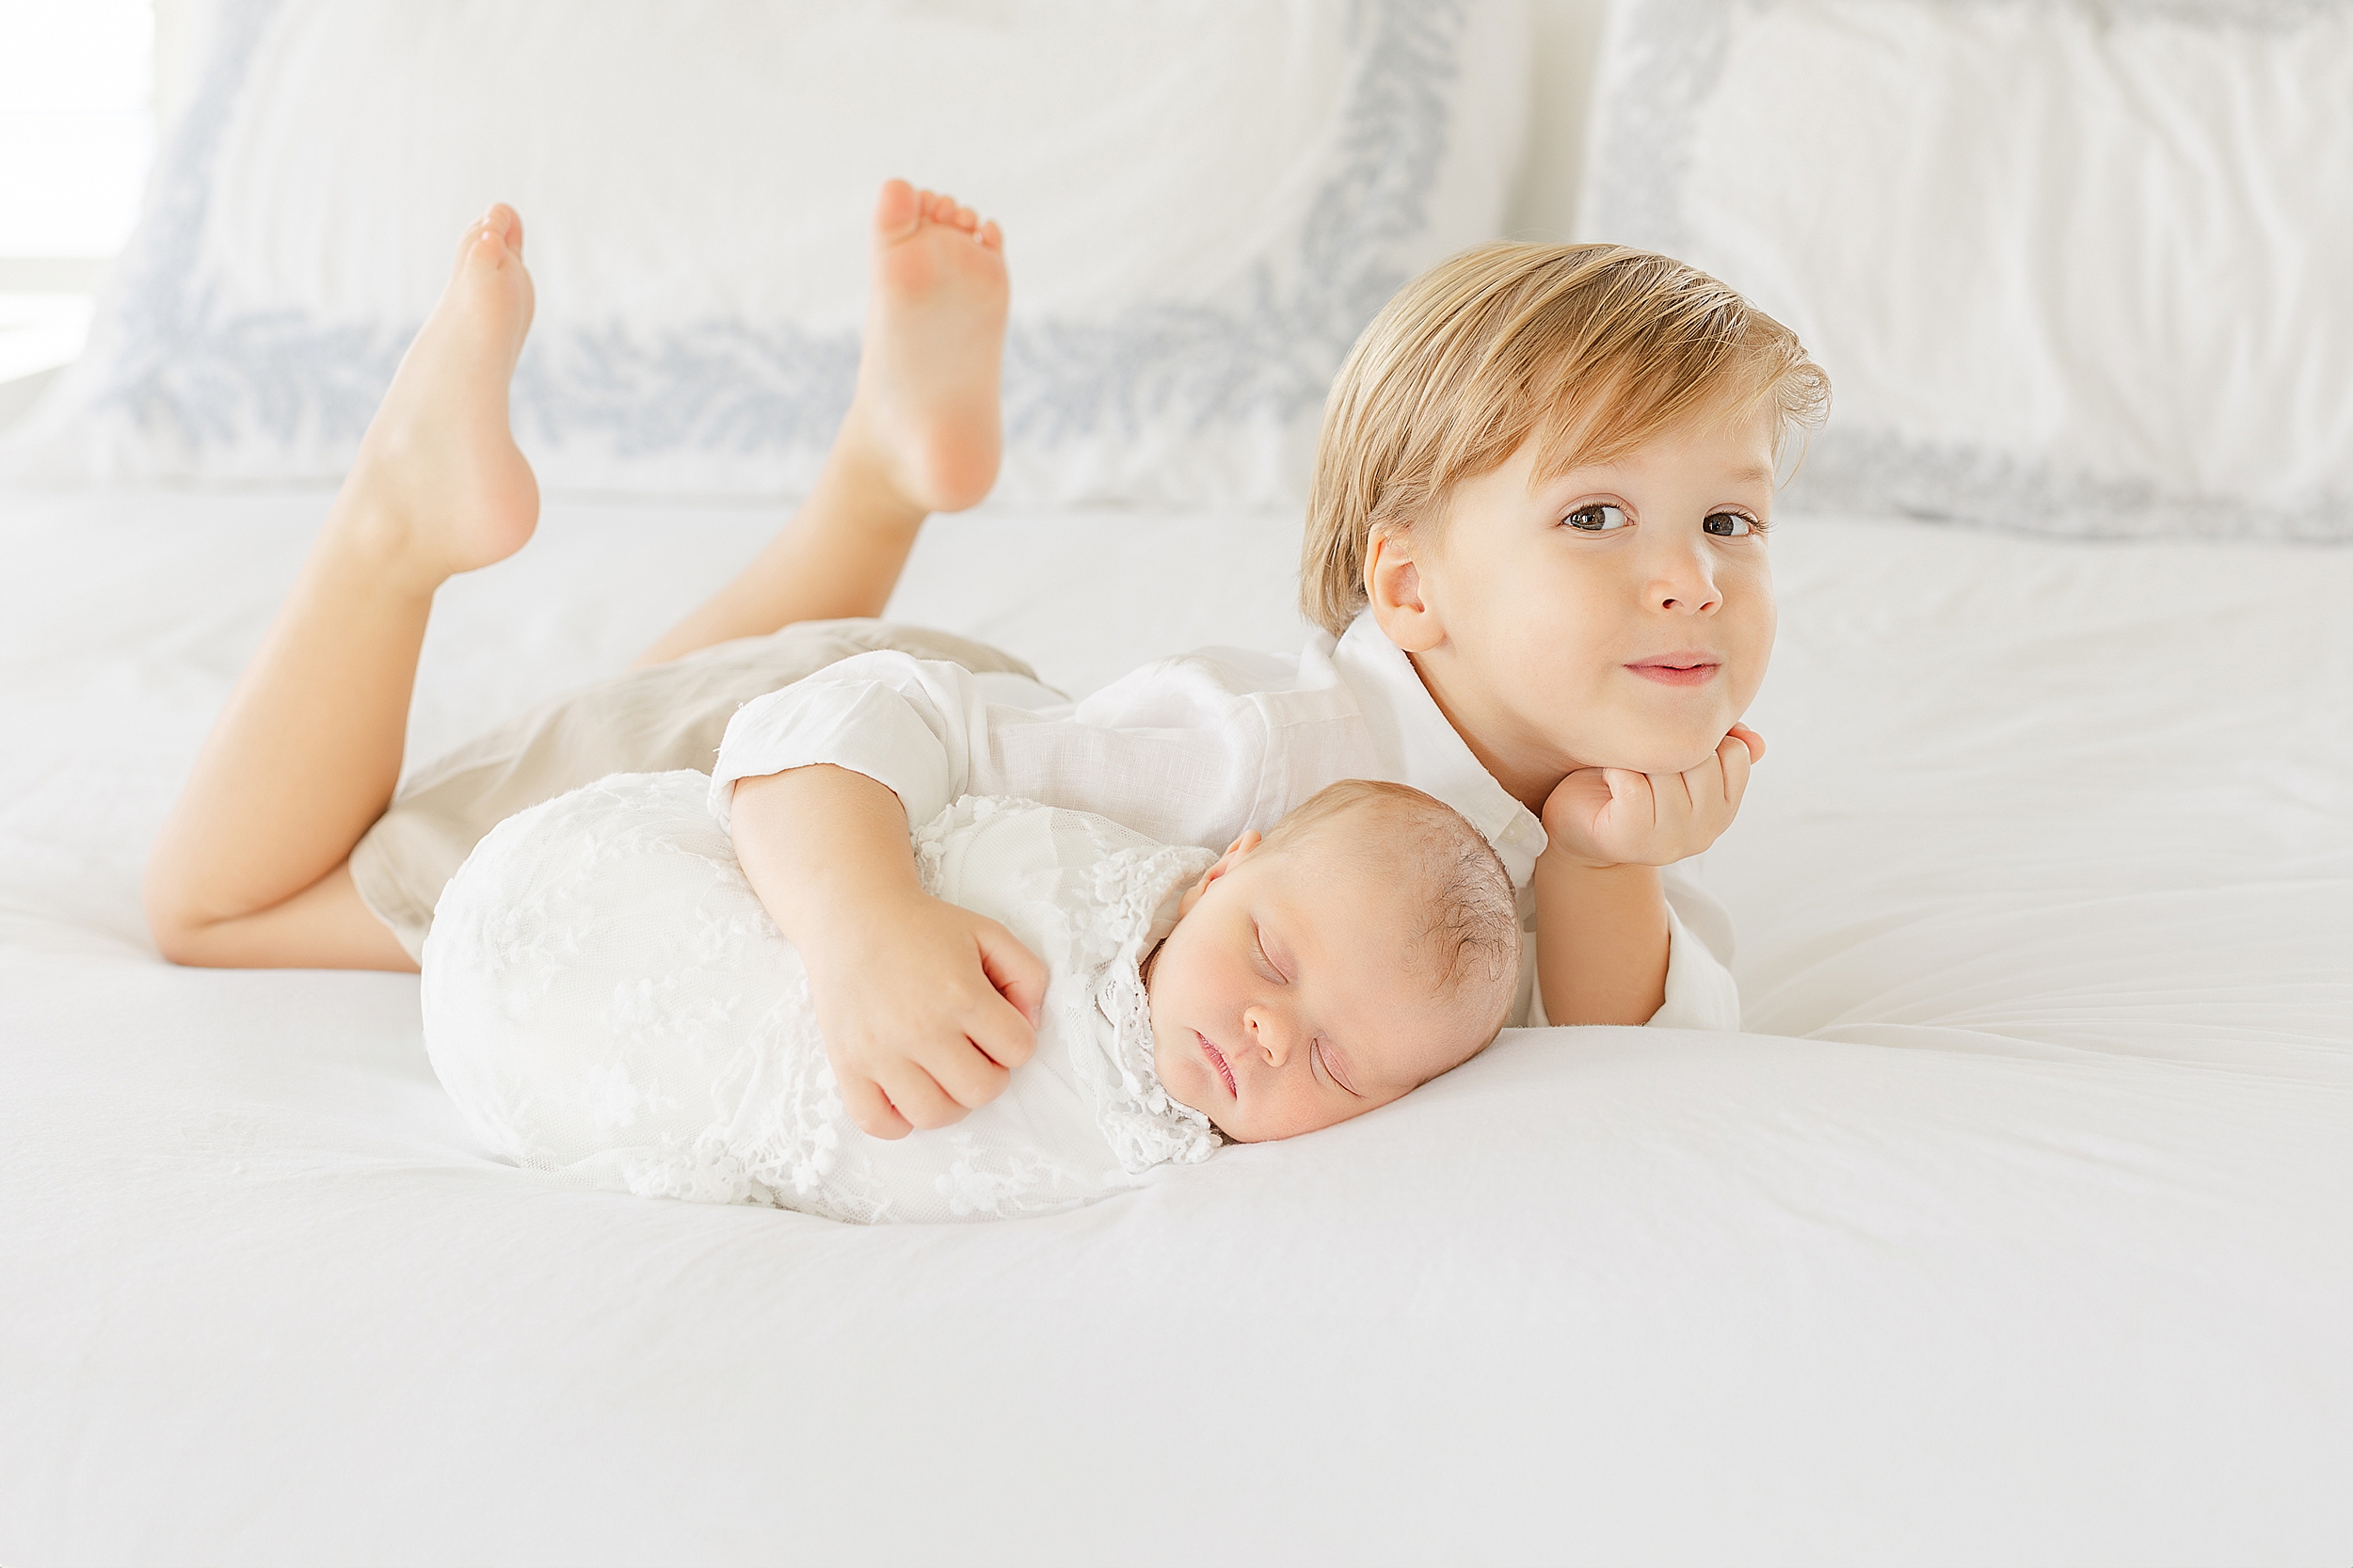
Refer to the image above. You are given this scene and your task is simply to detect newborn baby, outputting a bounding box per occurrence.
[422,775,1519,1223]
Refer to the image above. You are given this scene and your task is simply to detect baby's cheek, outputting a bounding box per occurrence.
[1282,1085,1370,1140]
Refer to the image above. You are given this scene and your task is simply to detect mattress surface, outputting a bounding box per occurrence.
[3,485,2348,1565]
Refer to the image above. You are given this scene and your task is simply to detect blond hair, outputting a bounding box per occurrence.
[1261,778,1519,1067]
[1300,243,1832,635]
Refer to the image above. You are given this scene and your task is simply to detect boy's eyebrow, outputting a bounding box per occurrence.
[1535,456,1777,490]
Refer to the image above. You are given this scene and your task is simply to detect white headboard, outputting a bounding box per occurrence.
[152,0,1611,244]
[1506,0,1610,241]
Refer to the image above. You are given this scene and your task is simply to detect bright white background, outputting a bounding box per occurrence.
[0,2,238,413]
[0,0,152,414]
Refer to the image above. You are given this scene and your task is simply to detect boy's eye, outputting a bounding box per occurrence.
[1562,503,1629,533]
[1703,510,1757,537]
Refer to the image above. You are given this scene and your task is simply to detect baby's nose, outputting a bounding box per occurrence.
[1245,1005,1296,1066]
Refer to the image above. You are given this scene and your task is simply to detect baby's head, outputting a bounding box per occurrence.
[1302,243,1831,776]
[1144,780,1519,1143]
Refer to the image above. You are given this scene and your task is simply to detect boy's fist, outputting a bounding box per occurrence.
[1540,724,1764,870]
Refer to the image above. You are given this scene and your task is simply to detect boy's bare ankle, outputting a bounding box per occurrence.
[824,403,936,533]
[325,203,542,594]
[316,487,455,600]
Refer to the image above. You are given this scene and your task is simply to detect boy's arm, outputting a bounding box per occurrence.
[731,765,1048,1139]
[711,649,1264,1130]
[1532,859,1671,1025]
[1535,727,1763,1028]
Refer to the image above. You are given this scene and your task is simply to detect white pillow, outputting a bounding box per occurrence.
[5,0,1530,506]
[1577,0,2353,541]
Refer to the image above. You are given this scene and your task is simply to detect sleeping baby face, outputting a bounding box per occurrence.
[1142,782,1520,1143]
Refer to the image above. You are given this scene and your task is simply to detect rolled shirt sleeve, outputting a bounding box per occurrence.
[1651,865,1742,1030]
[707,649,1277,851]
[709,652,988,833]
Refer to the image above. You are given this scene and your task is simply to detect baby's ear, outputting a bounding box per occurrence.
[1176,867,1216,919]
[1179,831,1258,917]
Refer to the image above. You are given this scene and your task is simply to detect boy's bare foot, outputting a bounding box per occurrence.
[337,203,540,589]
[842,178,1008,515]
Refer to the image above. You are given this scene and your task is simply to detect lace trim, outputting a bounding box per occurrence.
[914,797,1221,1175]
[934,1131,1096,1220]
[1081,845,1222,1174]
[603,970,892,1224]
[909,793,1008,896]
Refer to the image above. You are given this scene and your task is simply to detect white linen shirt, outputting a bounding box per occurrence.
[709,610,1742,1030]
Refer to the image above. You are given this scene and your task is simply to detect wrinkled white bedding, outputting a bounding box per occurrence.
[3,485,2349,1565]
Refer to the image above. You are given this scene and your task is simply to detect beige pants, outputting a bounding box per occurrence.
[349,618,1040,961]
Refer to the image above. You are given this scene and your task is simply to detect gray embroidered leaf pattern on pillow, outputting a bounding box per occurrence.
[88,0,1471,477]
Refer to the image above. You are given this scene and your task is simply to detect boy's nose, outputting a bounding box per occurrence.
[1647,540,1722,615]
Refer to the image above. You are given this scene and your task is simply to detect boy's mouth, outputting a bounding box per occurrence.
[1196,1032,1239,1098]
[1625,652,1721,688]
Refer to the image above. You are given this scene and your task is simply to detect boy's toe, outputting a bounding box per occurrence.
[873,178,920,240]
[456,204,522,275]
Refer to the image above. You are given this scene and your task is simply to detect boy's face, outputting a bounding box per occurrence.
[1383,408,1779,782]
[1146,831,1489,1143]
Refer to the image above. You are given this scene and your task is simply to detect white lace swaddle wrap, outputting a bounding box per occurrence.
[421,773,1221,1224]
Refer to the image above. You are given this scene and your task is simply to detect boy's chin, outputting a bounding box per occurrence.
[1562,701,1740,779]
[1593,731,1730,777]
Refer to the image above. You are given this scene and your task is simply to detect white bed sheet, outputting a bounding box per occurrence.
[3,485,2348,1565]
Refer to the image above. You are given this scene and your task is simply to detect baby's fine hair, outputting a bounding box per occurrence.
[1300,242,1833,635]
[1261,779,1521,1057]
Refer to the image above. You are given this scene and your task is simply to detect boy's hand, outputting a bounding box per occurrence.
[729,765,1048,1142]
[1540,724,1764,870]
[800,888,1048,1140]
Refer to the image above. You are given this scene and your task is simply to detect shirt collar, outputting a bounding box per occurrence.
[1328,609,1547,887]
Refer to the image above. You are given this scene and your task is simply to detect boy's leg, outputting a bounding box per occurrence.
[145,206,540,970]
[633,181,1007,667]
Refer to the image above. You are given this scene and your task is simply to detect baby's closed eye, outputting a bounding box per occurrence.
[1315,1041,1361,1096]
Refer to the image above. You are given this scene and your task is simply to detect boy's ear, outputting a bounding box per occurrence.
[1365,526,1445,654]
